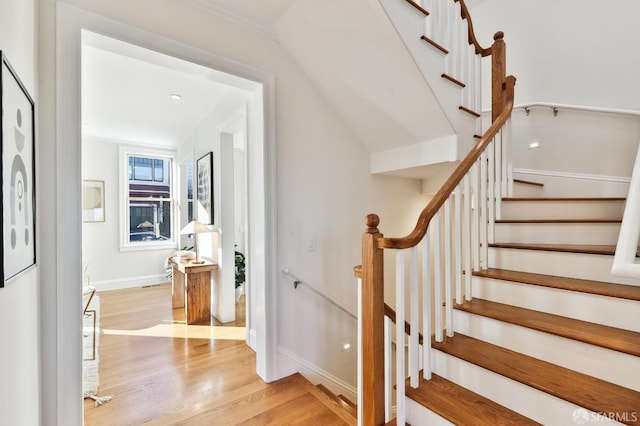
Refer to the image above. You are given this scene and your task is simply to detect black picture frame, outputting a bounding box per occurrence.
[1,52,36,286]
[196,152,214,225]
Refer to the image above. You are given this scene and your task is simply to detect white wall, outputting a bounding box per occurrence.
[0,0,40,424]
[470,0,640,195]
[471,0,640,112]
[82,137,175,291]
[38,0,434,416]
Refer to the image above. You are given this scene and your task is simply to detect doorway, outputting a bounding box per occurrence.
[53,4,279,423]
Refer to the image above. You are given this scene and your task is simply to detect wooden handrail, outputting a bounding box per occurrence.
[378,74,516,249]
[384,303,424,345]
[455,0,492,56]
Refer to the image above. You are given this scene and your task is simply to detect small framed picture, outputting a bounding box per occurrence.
[82,180,105,223]
[196,152,214,225]
[1,52,36,285]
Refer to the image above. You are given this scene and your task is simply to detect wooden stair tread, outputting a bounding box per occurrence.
[313,383,357,421]
[338,394,356,409]
[432,334,640,424]
[316,383,358,417]
[405,373,540,425]
[420,35,448,54]
[403,0,429,16]
[513,178,544,187]
[455,298,640,356]
[459,105,480,117]
[503,197,625,202]
[496,218,622,224]
[441,73,465,87]
[474,268,640,301]
[489,242,618,256]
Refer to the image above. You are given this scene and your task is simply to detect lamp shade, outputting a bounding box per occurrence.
[180,220,212,235]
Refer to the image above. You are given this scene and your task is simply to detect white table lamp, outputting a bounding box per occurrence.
[179,220,212,264]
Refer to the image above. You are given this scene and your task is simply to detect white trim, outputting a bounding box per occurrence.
[92,274,168,292]
[248,328,257,351]
[178,0,279,41]
[514,168,631,184]
[483,101,640,117]
[278,346,358,403]
[53,4,279,423]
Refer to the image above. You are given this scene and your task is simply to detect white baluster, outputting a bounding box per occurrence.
[384,315,393,423]
[447,0,459,78]
[475,53,482,135]
[472,162,480,272]
[357,277,363,426]
[424,0,432,38]
[466,44,473,111]
[396,250,406,425]
[463,174,472,301]
[458,5,468,104]
[495,130,503,220]
[438,0,449,48]
[434,211,443,342]
[455,185,463,304]
[480,152,488,270]
[444,198,453,337]
[409,246,419,388]
[422,229,432,379]
[506,118,514,196]
[488,140,496,244]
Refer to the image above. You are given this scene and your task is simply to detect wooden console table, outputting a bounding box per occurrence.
[169,257,218,325]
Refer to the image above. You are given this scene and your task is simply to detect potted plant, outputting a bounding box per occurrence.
[235,250,246,301]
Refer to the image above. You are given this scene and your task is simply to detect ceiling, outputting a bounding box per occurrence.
[81,31,256,147]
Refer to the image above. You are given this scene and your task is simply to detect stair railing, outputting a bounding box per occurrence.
[356,2,516,423]
[612,144,640,279]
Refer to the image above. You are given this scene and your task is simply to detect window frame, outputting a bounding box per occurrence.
[119,146,178,251]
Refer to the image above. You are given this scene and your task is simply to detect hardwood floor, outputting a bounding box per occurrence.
[84,284,352,425]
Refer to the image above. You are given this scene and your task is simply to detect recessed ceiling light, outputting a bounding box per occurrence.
[169,94,182,101]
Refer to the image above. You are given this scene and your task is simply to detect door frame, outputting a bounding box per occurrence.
[51,3,279,423]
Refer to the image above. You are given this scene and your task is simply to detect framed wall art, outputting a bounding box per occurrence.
[82,180,105,222]
[1,52,36,286]
[196,152,214,225]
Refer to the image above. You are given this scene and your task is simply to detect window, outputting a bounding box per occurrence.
[121,149,176,250]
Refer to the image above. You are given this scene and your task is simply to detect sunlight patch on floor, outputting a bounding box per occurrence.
[103,323,246,340]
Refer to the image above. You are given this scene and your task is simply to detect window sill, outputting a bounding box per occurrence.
[119,242,177,252]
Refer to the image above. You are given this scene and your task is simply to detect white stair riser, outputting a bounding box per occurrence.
[512,181,545,198]
[431,350,613,425]
[501,200,625,220]
[472,276,640,332]
[453,310,640,390]
[494,222,620,245]
[488,247,640,286]
[406,398,454,426]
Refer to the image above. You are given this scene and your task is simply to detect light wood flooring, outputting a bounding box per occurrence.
[84,284,352,425]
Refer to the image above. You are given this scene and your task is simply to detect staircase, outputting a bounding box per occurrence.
[356,1,640,425]
[405,195,640,425]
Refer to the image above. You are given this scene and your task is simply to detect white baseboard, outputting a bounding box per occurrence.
[278,346,357,403]
[92,274,168,292]
[248,328,257,351]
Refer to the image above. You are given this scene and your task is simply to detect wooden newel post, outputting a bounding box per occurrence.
[491,31,506,122]
[361,214,385,426]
